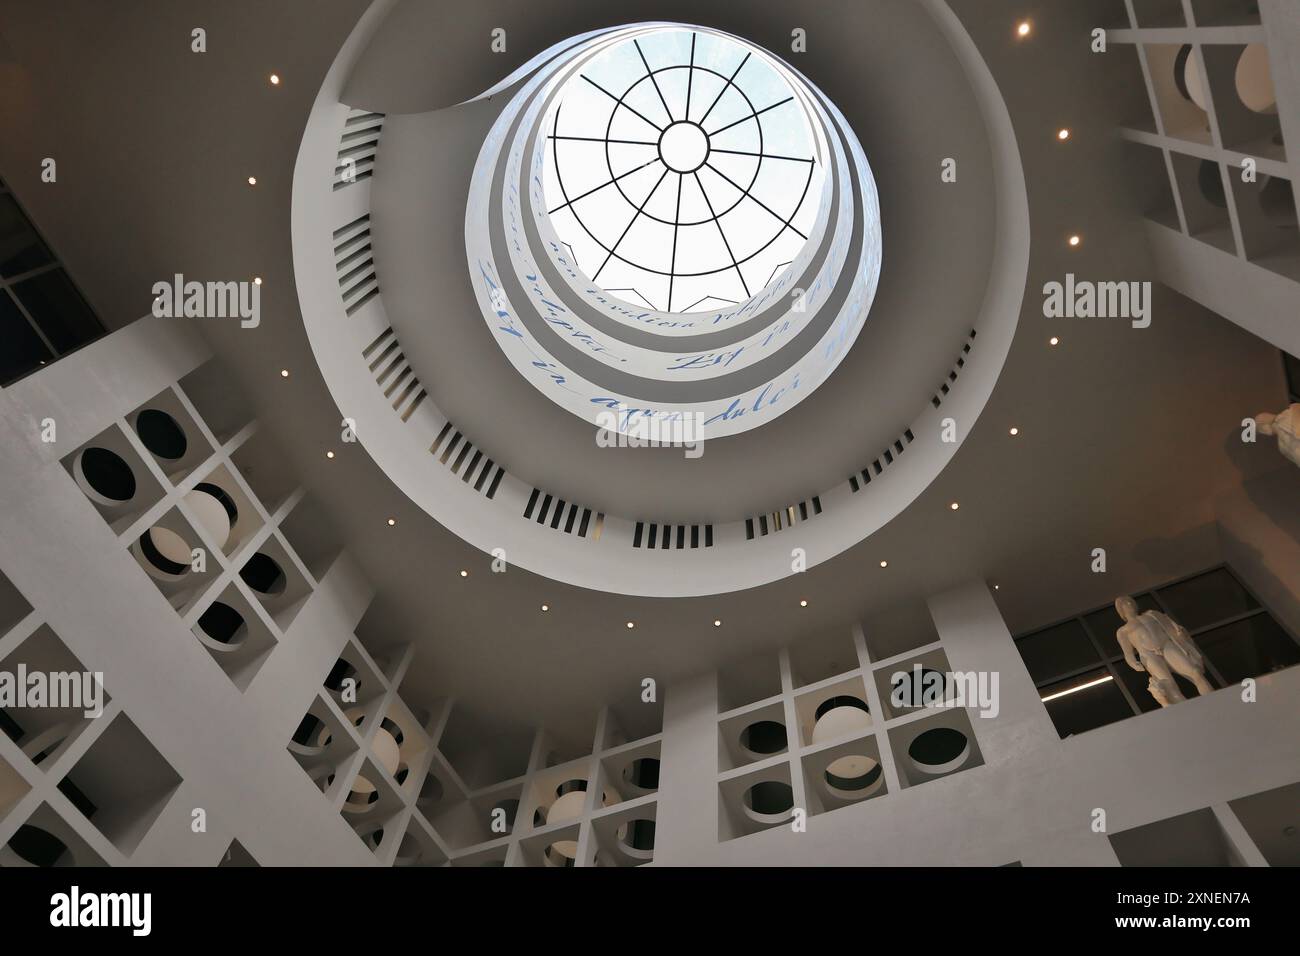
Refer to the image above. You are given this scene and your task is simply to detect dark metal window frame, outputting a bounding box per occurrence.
[0,177,106,385]
[1014,564,1300,730]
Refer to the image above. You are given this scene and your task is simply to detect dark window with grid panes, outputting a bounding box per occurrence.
[0,177,105,386]
[1014,566,1300,738]
[1284,350,1299,403]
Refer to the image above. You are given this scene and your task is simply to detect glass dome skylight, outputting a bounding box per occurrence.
[541,28,825,314]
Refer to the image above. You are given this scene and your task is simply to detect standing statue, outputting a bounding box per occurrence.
[1114,596,1214,707]
[1256,404,1300,468]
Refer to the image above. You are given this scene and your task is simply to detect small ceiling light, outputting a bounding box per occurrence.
[387,518,396,526]
[325,451,335,459]
[799,599,809,608]
[254,276,263,286]
[279,369,289,378]
[1049,336,1060,346]
[541,604,549,612]
[950,501,960,511]
[1016,21,1032,38]
[879,560,888,568]
[1009,427,1020,436]
[247,176,257,186]
[459,569,468,577]
[1068,234,1081,247]
[1057,128,1070,141]
[626,621,635,629]
[713,619,722,627]
[993,584,1001,590]
[269,73,281,85]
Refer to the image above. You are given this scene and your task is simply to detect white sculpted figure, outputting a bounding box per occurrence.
[1114,596,1213,707]
[1256,404,1300,468]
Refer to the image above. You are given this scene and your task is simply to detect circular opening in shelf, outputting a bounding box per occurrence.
[4,825,73,867]
[345,774,381,811]
[739,720,787,756]
[380,717,405,746]
[192,482,238,525]
[196,601,247,647]
[75,447,136,504]
[824,755,883,798]
[811,697,871,745]
[813,695,870,721]
[622,757,660,791]
[291,713,331,753]
[892,667,952,709]
[364,827,384,849]
[138,526,191,577]
[240,552,286,596]
[742,780,794,823]
[1173,44,1194,101]
[548,780,589,827]
[620,818,657,857]
[134,408,188,461]
[907,726,971,776]
[545,842,577,866]
[324,658,359,694]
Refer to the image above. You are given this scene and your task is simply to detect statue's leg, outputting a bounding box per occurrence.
[1165,644,1214,696]
[1142,653,1185,704]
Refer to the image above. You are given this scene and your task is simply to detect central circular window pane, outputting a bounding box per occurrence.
[658,121,709,172]
[541,28,825,314]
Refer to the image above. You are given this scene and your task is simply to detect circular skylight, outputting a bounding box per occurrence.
[541,29,825,314]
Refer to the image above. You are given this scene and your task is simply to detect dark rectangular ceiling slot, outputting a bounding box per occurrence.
[849,475,860,493]
[799,501,808,521]
[759,515,769,536]
[524,488,540,519]
[538,494,553,524]
[633,521,644,547]
[647,524,658,548]
[812,495,822,514]
[705,525,713,547]
[431,421,453,453]
[451,441,473,474]
[904,429,915,443]
[485,467,504,499]
[550,500,567,529]
[461,450,482,482]
[676,526,685,549]
[578,509,591,537]
[745,518,754,540]
[474,458,496,492]
[691,525,699,548]
[564,504,578,534]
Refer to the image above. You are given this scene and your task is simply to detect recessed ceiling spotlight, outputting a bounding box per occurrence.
[269,73,281,85]
[541,604,549,612]
[1057,128,1070,141]
[1049,336,1060,346]
[880,560,888,568]
[387,518,396,526]
[950,501,960,511]
[1016,21,1032,38]
[993,584,1001,590]
[1009,426,1020,436]
[626,621,635,629]
[279,369,289,378]
[459,569,468,577]
[1068,234,1081,247]
[247,176,257,186]
[325,451,335,459]
[253,276,263,286]
[713,619,722,627]
[799,599,809,608]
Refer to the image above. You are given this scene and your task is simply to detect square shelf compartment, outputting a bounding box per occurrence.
[793,675,872,748]
[1109,807,1241,865]
[1199,43,1285,158]
[590,800,656,866]
[191,583,278,692]
[55,714,181,857]
[340,755,406,857]
[516,820,583,867]
[373,699,429,797]
[236,533,312,631]
[719,699,788,773]
[61,423,166,535]
[393,812,448,866]
[278,495,343,583]
[598,738,660,803]
[800,731,886,816]
[323,639,388,716]
[230,425,299,518]
[1230,170,1300,280]
[183,462,266,560]
[787,626,859,689]
[598,697,663,751]
[126,387,213,487]
[873,646,957,721]
[427,782,521,850]
[0,624,109,772]
[717,651,781,712]
[887,709,985,790]
[719,760,795,842]
[1,802,107,867]
[287,695,361,800]
[1170,152,1238,253]
[1143,44,1214,145]
[177,359,254,447]
[126,504,223,616]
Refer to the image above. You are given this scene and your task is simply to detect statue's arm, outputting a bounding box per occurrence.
[1116,628,1142,670]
